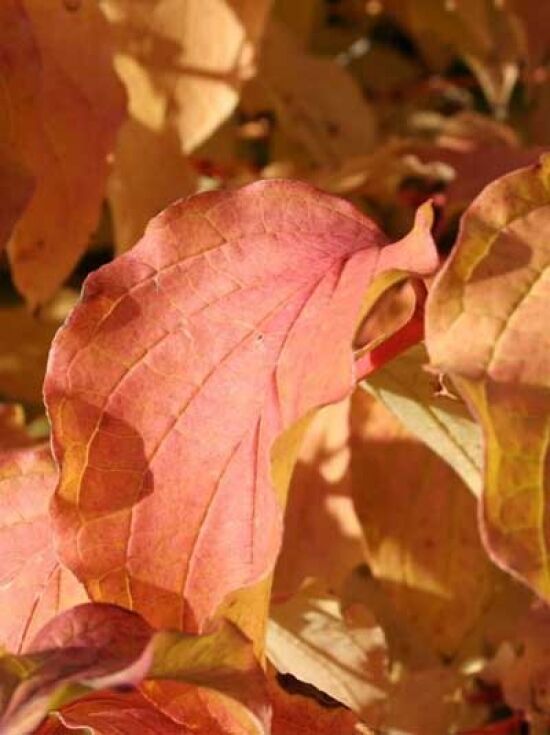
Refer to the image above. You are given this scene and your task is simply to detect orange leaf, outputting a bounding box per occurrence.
[34,690,186,734]
[0,0,38,251]
[4,0,125,306]
[44,181,438,642]
[269,676,362,735]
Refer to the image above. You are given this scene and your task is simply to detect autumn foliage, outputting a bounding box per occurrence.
[1,1,549,734]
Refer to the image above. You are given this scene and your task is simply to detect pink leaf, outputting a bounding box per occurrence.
[45,180,438,634]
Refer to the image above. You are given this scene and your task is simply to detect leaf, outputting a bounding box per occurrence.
[0,604,151,735]
[4,0,125,306]
[349,389,496,658]
[417,139,543,223]
[140,684,265,735]
[0,149,34,253]
[101,0,274,253]
[269,676,363,735]
[143,624,270,734]
[249,19,377,166]
[273,399,364,600]
[0,0,39,251]
[482,604,550,730]
[362,344,483,497]
[102,0,273,153]
[384,666,476,735]
[509,0,550,69]
[108,119,198,253]
[0,446,87,654]
[0,306,65,406]
[0,405,33,450]
[0,603,268,735]
[267,581,388,723]
[44,180,438,647]
[34,690,185,734]
[426,154,550,601]
[382,0,525,114]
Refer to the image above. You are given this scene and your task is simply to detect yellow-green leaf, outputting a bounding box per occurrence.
[426,154,550,601]
[362,344,483,497]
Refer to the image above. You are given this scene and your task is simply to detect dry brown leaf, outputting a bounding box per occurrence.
[426,155,550,606]
[0,149,34,254]
[362,343,483,497]
[0,1,39,252]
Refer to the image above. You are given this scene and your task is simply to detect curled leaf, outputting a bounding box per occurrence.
[0,603,268,735]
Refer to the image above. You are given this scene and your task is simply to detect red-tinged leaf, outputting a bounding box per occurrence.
[4,0,126,306]
[0,604,153,735]
[142,622,270,734]
[269,677,362,735]
[34,690,185,734]
[418,142,543,222]
[0,446,87,654]
[141,683,265,735]
[44,180,438,641]
[1,604,268,735]
[426,154,550,602]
